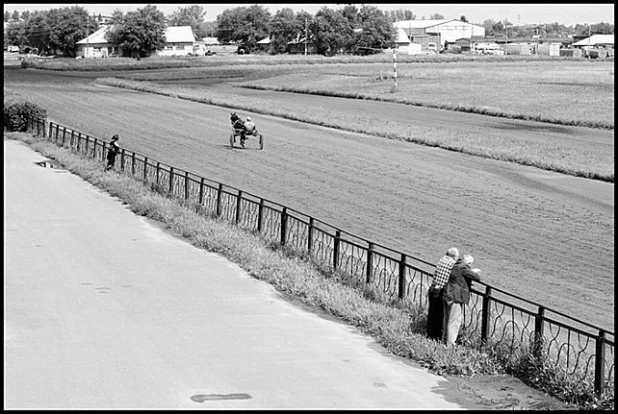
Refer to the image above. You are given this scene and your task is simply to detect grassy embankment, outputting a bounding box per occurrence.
[6,129,612,410]
[92,75,614,182]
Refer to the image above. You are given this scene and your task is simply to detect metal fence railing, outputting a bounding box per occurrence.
[27,116,614,395]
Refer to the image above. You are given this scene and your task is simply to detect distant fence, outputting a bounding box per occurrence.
[26,116,614,395]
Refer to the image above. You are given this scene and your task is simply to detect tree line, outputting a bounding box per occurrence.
[3,4,615,57]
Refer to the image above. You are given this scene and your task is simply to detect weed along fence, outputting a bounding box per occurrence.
[29,116,614,395]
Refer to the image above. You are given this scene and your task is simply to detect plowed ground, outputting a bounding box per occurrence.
[5,67,614,332]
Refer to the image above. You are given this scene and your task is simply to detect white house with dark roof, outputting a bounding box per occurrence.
[76,25,195,58]
[76,26,118,58]
[157,26,195,56]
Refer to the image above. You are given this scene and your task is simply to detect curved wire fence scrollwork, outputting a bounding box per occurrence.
[31,118,614,396]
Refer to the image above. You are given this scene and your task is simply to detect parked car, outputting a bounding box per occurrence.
[8,45,19,53]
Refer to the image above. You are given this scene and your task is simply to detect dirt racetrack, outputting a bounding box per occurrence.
[4,67,614,332]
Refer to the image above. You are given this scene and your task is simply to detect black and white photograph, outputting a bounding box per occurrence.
[4,2,614,410]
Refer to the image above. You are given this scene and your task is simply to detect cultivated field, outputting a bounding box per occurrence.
[3,58,614,332]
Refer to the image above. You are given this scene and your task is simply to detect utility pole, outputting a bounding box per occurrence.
[504,19,508,55]
[588,24,592,59]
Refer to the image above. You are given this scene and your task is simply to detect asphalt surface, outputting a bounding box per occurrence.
[4,139,480,409]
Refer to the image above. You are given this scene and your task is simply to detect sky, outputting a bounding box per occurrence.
[3,3,615,26]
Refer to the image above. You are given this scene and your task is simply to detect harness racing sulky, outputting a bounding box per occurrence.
[230,112,264,150]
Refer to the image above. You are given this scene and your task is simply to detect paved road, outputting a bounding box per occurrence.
[4,139,479,409]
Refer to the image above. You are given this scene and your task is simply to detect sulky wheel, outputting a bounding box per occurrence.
[230,132,235,148]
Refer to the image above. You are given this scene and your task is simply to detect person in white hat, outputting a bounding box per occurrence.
[442,254,481,346]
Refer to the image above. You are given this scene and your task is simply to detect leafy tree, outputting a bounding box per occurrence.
[4,11,11,22]
[215,5,271,50]
[341,5,360,28]
[168,5,208,38]
[268,7,299,54]
[591,22,614,34]
[355,5,394,49]
[429,13,445,20]
[24,12,51,53]
[309,7,353,56]
[11,10,20,21]
[460,15,468,23]
[106,4,166,57]
[4,21,28,47]
[46,6,97,57]
[482,19,496,36]
[386,9,415,23]
[21,10,31,21]
[200,21,217,37]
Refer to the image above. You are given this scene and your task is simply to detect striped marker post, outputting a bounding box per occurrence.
[393,47,398,89]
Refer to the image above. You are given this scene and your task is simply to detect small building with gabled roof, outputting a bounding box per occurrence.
[157,26,195,56]
[76,26,119,58]
[572,34,614,49]
[394,19,485,49]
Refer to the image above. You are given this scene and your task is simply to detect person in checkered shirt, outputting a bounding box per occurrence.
[426,247,459,341]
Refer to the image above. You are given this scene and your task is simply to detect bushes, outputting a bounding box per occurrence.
[3,94,47,132]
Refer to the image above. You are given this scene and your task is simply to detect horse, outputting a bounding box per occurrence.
[230,112,249,146]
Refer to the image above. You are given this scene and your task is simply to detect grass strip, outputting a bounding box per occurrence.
[237,83,613,130]
[6,131,612,410]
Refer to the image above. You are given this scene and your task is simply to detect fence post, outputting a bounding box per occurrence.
[76,132,81,152]
[48,122,53,139]
[257,199,264,232]
[398,254,407,300]
[120,149,126,172]
[308,217,314,254]
[235,191,242,224]
[216,183,223,216]
[169,167,174,194]
[131,152,136,176]
[62,127,67,147]
[280,207,287,246]
[198,177,205,206]
[144,157,148,181]
[533,305,545,358]
[184,171,190,200]
[481,286,493,343]
[85,136,89,156]
[333,230,341,269]
[93,138,98,159]
[156,162,160,185]
[366,243,374,284]
[55,124,59,144]
[594,330,607,394]
[70,130,75,150]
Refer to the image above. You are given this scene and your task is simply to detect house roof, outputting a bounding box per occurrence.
[165,26,195,43]
[76,26,110,44]
[77,25,195,45]
[394,19,484,30]
[395,27,411,44]
[572,34,614,46]
[394,19,458,29]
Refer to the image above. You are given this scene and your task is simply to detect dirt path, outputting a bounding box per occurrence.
[5,70,613,333]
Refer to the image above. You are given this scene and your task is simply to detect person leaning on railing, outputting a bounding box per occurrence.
[105,134,120,171]
[427,247,459,341]
[443,254,481,346]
